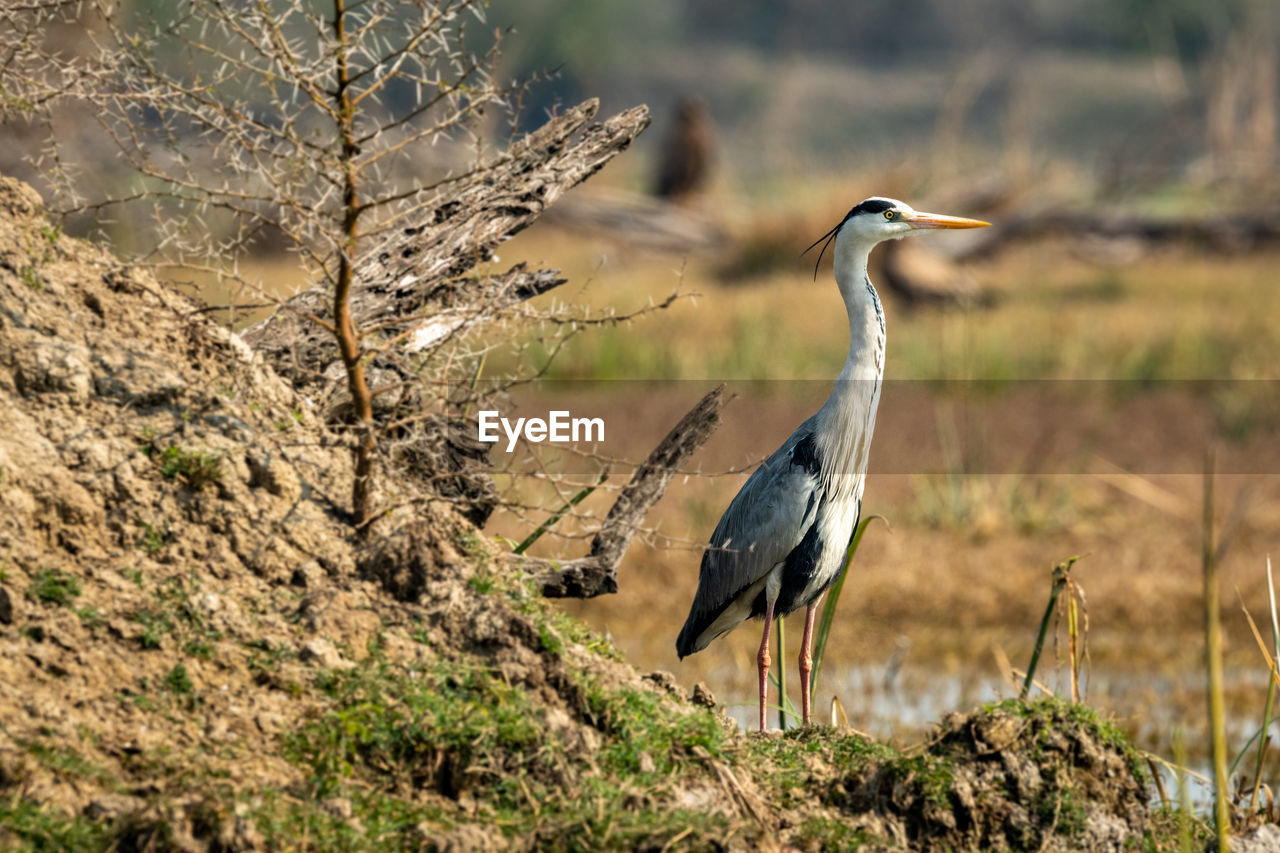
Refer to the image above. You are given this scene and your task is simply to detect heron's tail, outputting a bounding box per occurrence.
[676,603,719,659]
[675,621,698,660]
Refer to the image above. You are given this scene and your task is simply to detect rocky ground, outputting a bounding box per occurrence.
[0,171,1214,850]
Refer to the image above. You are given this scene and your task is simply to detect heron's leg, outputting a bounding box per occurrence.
[799,599,819,725]
[756,598,775,732]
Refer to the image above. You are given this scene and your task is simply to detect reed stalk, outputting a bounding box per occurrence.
[1250,557,1280,813]
[1202,448,1230,849]
[513,471,608,555]
[1021,556,1078,701]
[808,515,884,697]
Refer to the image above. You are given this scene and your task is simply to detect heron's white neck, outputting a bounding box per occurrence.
[831,236,886,380]
[815,233,887,491]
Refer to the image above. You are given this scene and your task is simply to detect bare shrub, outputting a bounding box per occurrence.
[2,1,718,589]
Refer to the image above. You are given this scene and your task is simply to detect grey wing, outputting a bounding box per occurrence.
[676,419,822,657]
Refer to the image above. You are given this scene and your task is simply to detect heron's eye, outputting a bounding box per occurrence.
[884,210,896,220]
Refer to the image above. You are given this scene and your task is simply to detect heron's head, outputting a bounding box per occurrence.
[803,196,990,279]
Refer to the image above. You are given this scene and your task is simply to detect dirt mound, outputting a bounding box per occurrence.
[824,701,1149,850]
[0,171,749,849]
[0,171,1160,851]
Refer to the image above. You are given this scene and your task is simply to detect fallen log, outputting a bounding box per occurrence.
[958,206,1280,261]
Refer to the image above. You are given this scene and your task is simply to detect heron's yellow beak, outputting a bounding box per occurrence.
[907,212,991,230]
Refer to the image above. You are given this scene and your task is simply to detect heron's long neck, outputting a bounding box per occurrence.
[815,236,886,490]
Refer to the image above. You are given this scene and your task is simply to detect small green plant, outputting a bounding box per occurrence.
[246,639,296,687]
[183,639,214,660]
[138,521,170,554]
[0,795,124,849]
[158,445,224,488]
[27,568,81,607]
[75,606,103,629]
[120,690,161,713]
[20,265,43,290]
[410,620,430,646]
[163,663,194,695]
[538,624,563,656]
[457,529,490,566]
[133,608,173,649]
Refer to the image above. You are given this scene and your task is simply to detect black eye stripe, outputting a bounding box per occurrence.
[848,198,895,217]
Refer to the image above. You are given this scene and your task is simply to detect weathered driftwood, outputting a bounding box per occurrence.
[526,385,727,599]
[241,99,651,385]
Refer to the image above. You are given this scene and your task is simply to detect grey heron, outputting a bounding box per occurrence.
[675,197,990,731]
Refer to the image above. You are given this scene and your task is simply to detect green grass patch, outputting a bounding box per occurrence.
[0,798,119,852]
[748,727,896,810]
[137,521,170,554]
[132,608,174,649]
[183,638,214,659]
[20,740,119,790]
[27,568,81,607]
[157,445,224,488]
[74,606,103,628]
[163,663,194,695]
[288,659,542,799]
[585,683,728,776]
[507,580,624,663]
[886,752,957,809]
[537,624,563,656]
[278,650,744,850]
[244,786,444,852]
[796,813,880,849]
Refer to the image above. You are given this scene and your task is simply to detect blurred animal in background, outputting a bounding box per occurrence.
[653,95,715,203]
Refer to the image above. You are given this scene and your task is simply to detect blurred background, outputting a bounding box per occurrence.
[7,0,1280,794]
[489,0,1278,196]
